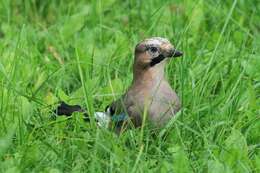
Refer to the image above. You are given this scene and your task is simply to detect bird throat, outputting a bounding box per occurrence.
[150,54,166,67]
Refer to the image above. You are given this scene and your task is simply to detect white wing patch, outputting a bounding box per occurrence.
[94,112,110,128]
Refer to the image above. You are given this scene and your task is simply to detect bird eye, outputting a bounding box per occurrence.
[149,47,158,53]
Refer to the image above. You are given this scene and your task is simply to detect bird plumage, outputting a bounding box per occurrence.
[107,37,182,131]
[53,37,183,132]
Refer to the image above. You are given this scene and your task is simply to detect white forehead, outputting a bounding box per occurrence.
[143,37,170,46]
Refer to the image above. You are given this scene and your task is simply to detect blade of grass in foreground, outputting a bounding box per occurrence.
[0,124,16,159]
[75,48,95,126]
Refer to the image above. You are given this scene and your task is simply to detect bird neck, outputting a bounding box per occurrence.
[133,62,166,87]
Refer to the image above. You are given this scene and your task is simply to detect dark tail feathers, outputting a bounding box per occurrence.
[53,101,90,121]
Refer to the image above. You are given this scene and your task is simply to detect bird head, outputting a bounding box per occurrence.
[134,37,183,68]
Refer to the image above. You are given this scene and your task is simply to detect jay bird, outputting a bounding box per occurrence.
[54,37,183,132]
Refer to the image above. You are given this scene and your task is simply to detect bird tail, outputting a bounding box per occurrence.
[53,101,90,121]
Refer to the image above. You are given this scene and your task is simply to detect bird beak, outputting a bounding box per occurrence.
[162,46,183,58]
[171,48,183,58]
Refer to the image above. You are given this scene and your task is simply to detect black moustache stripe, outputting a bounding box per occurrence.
[150,54,166,67]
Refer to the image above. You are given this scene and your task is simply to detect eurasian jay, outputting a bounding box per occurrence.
[54,37,183,131]
[106,37,182,131]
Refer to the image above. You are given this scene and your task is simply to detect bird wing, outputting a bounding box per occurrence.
[106,93,143,128]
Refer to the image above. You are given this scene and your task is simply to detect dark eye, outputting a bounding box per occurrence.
[150,47,158,53]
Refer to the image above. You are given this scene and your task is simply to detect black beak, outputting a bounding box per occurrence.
[172,49,183,57]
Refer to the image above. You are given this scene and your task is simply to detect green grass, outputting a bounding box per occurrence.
[0,0,259,172]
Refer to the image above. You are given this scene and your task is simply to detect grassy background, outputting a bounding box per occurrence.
[0,0,259,172]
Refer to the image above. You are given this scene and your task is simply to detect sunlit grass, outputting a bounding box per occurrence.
[0,0,259,172]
